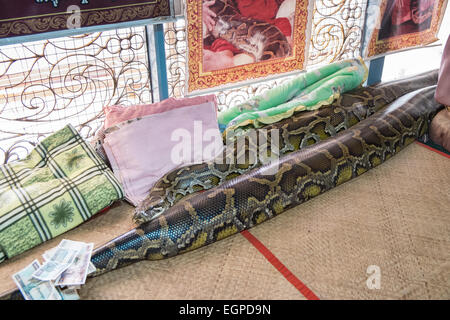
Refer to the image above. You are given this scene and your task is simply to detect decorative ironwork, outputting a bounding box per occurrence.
[214,75,297,112]
[308,0,367,65]
[0,27,153,164]
[164,19,187,98]
[1,1,369,163]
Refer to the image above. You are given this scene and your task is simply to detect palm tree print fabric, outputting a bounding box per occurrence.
[49,200,75,229]
[0,125,124,264]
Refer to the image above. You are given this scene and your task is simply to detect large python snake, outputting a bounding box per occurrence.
[0,73,441,300]
[86,85,442,277]
[134,70,439,223]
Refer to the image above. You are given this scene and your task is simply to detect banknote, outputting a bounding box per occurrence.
[12,260,62,300]
[87,262,96,275]
[67,285,81,290]
[57,287,80,300]
[43,246,87,262]
[44,247,96,266]
[32,242,79,281]
[43,248,56,262]
[42,239,86,260]
[59,239,88,251]
[44,241,96,282]
[55,242,93,286]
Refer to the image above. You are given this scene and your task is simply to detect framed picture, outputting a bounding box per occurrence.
[185,0,312,94]
[365,0,448,58]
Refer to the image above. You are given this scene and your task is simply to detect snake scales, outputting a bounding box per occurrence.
[0,72,442,300]
[89,77,441,276]
[134,70,439,223]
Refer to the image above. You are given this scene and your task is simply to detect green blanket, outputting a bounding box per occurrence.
[0,125,123,263]
[218,58,368,135]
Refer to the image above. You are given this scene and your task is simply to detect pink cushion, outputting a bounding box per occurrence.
[435,35,450,106]
[103,101,223,206]
[104,95,218,129]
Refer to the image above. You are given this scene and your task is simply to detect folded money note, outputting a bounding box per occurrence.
[44,244,96,280]
[32,241,79,281]
[55,241,93,287]
[59,287,80,300]
[13,239,95,299]
[12,260,79,300]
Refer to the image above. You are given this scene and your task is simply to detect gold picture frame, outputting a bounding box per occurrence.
[366,0,448,58]
[185,0,311,94]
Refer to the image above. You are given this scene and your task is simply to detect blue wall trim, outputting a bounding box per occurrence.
[367,57,385,86]
[154,24,169,100]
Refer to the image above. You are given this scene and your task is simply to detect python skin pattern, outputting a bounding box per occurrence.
[134,70,439,223]
[90,85,442,276]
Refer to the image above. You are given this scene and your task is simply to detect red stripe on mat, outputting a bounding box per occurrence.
[241,230,319,300]
[415,141,450,159]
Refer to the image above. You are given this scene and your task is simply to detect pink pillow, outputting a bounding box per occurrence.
[103,95,218,129]
[435,35,450,106]
[103,101,224,206]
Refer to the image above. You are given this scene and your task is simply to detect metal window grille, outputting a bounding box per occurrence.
[0,0,369,163]
[0,27,153,163]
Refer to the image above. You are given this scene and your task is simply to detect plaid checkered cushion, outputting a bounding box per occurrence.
[0,125,123,263]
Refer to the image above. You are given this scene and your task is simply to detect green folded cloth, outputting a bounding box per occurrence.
[218,58,368,135]
[0,125,123,263]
